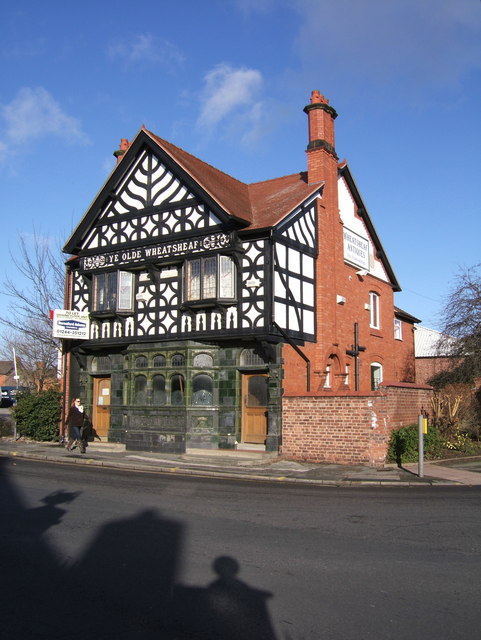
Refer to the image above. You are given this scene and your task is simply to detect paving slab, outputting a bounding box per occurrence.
[1,437,479,486]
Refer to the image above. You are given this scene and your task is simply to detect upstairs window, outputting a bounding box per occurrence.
[369,291,380,329]
[394,318,403,340]
[184,255,236,303]
[92,270,134,313]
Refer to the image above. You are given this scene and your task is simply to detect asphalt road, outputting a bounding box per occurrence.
[1,457,481,640]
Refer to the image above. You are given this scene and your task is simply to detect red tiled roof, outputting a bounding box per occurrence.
[247,173,322,230]
[144,130,322,230]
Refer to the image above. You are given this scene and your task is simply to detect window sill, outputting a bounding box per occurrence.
[90,310,134,319]
[181,299,236,311]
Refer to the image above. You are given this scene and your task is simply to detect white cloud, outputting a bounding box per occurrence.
[197,64,263,131]
[108,34,185,69]
[1,87,90,147]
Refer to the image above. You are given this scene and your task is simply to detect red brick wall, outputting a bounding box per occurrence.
[393,321,416,383]
[281,93,417,398]
[415,356,461,385]
[281,383,432,467]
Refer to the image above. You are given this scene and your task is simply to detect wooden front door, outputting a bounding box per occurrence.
[92,377,111,439]
[242,373,268,444]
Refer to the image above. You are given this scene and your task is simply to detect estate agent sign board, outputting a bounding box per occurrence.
[53,309,90,340]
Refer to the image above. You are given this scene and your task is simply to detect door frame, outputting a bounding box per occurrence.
[92,376,111,439]
[240,372,268,445]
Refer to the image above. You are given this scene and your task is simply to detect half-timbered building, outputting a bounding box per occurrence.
[61,90,427,464]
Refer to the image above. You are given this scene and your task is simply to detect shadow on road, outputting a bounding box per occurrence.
[0,458,278,639]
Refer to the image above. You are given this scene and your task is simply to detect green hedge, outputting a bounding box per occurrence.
[388,423,445,464]
[12,389,62,441]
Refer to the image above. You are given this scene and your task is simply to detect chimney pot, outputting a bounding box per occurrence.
[113,138,130,164]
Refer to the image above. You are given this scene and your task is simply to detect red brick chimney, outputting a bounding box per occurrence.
[113,138,130,164]
[303,91,338,184]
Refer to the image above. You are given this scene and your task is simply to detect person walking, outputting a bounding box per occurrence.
[65,398,88,454]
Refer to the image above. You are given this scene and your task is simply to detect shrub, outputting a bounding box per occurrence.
[0,416,13,437]
[12,389,62,441]
[388,423,445,464]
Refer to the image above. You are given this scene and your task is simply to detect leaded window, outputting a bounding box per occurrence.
[134,375,147,404]
[135,356,148,368]
[152,375,166,405]
[92,270,134,312]
[184,255,236,303]
[171,354,185,367]
[240,349,265,366]
[193,353,213,368]
[171,374,185,405]
[192,374,213,405]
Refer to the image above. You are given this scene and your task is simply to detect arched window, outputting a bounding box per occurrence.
[193,353,213,368]
[171,354,185,367]
[171,374,185,405]
[192,374,213,405]
[371,362,383,390]
[135,356,148,369]
[91,356,111,372]
[152,375,166,405]
[240,348,265,366]
[153,354,166,367]
[134,375,147,404]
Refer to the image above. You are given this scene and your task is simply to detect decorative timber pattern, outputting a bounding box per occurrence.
[83,150,223,251]
[241,240,266,330]
[273,203,317,339]
[69,144,318,344]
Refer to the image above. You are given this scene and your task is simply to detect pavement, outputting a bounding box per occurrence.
[2,437,481,486]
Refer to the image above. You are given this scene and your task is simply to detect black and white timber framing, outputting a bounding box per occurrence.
[63,130,322,453]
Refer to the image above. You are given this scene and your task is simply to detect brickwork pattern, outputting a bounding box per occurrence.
[281,384,433,467]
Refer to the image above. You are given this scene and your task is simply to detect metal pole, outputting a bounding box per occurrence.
[418,414,424,477]
[354,323,360,391]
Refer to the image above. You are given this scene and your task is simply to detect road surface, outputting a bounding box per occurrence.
[1,457,480,639]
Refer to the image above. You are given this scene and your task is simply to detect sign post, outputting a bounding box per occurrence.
[418,411,428,477]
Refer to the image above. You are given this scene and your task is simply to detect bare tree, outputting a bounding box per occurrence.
[0,229,65,386]
[0,324,59,391]
[437,262,481,382]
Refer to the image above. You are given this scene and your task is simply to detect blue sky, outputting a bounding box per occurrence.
[1,0,480,332]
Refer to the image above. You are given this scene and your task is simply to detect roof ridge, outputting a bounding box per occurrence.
[145,129,249,188]
[248,171,308,187]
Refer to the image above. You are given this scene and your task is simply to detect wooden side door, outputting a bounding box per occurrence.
[92,377,111,439]
[241,373,268,444]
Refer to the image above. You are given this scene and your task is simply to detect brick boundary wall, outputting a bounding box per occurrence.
[280,383,433,467]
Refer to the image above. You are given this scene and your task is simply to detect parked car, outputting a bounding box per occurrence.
[0,386,29,408]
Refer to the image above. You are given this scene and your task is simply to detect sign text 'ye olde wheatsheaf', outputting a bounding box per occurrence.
[80,232,232,272]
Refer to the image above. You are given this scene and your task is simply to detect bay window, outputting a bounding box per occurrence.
[184,255,236,303]
[92,270,134,313]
